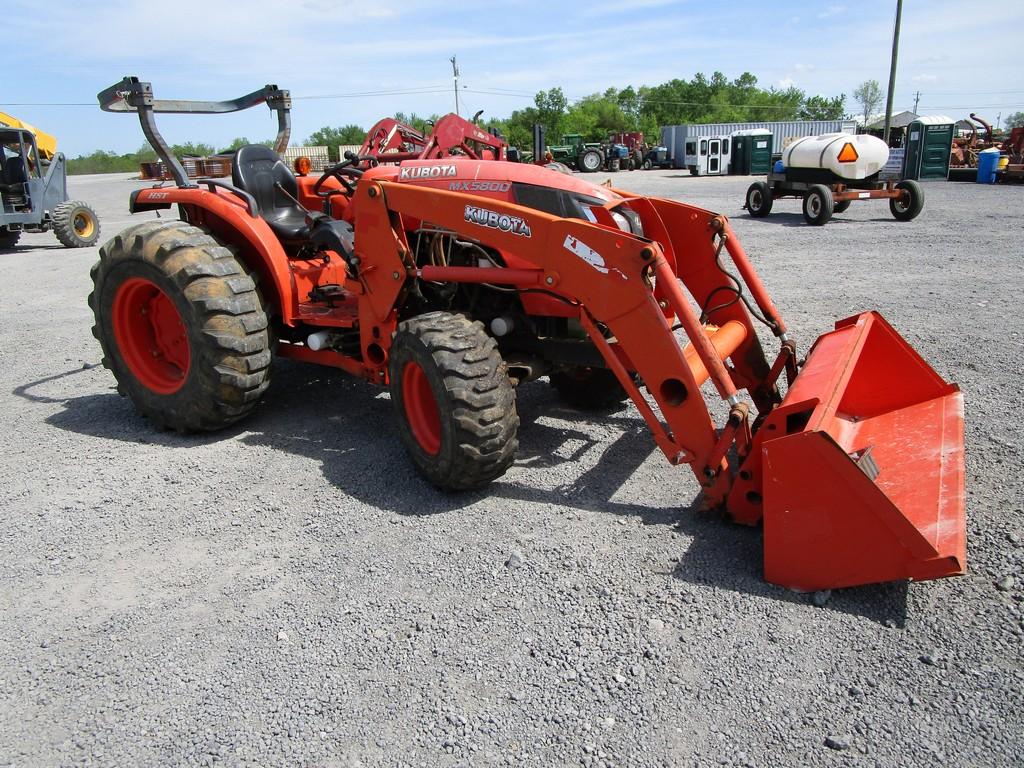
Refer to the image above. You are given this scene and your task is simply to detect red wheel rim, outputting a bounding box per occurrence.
[402,361,441,455]
[112,277,190,394]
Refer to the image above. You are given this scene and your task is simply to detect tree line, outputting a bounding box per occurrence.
[68,72,847,173]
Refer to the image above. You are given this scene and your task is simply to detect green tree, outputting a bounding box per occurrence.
[1005,111,1024,129]
[306,125,368,159]
[221,137,274,152]
[799,94,847,120]
[853,80,882,123]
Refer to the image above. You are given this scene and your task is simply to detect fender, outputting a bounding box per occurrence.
[132,186,299,322]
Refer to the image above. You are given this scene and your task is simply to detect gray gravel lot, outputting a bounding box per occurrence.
[1,169,1022,767]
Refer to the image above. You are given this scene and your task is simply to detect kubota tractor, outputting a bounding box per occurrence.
[359,113,508,164]
[92,77,966,592]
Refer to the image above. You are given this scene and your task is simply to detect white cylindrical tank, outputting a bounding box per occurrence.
[782,133,890,180]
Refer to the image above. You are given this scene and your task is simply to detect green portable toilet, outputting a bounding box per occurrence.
[730,129,773,175]
[904,116,954,180]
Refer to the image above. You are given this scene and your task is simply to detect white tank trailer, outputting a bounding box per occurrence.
[782,133,890,180]
[743,132,925,226]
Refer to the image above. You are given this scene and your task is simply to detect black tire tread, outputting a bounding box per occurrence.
[88,219,271,432]
[0,229,20,249]
[391,311,518,490]
[53,200,100,248]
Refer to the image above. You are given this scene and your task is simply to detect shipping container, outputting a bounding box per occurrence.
[660,120,857,171]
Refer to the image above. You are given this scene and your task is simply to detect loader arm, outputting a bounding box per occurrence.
[355,179,784,509]
[354,177,966,591]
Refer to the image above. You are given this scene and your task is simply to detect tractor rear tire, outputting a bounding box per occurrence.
[89,220,272,432]
[745,181,773,217]
[802,185,834,226]
[389,311,519,491]
[550,367,630,410]
[578,149,603,173]
[53,200,100,248]
[890,180,924,221]
[833,199,852,214]
[0,229,20,249]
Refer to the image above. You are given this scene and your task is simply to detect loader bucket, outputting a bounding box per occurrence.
[760,312,965,592]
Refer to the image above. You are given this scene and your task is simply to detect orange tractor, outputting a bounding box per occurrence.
[93,77,965,592]
[359,112,508,163]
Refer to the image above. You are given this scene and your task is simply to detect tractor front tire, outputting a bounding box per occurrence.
[745,181,773,217]
[0,229,20,249]
[389,311,519,491]
[550,367,630,411]
[89,220,272,432]
[642,158,653,170]
[53,200,100,248]
[890,180,924,221]
[802,185,834,226]
[577,149,603,173]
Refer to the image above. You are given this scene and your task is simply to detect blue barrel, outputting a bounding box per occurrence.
[976,149,1000,184]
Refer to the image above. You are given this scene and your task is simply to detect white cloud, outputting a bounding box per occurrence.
[778,77,796,89]
[912,74,938,83]
[817,4,846,19]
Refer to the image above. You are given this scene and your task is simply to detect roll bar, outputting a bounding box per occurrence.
[97,76,291,188]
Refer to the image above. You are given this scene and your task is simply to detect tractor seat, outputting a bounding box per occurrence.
[1,154,28,189]
[231,145,310,242]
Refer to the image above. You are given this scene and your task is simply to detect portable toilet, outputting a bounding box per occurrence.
[904,115,954,180]
[730,129,773,175]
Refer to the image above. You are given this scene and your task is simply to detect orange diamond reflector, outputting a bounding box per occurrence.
[837,142,859,163]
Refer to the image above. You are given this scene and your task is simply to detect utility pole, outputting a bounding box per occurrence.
[450,56,460,116]
[882,0,903,144]
[913,90,920,114]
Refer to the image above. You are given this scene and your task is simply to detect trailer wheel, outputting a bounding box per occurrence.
[890,180,924,221]
[550,367,630,410]
[53,200,100,248]
[0,229,20,249]
[578,149,603,173]
[89,220,272,432]
[745,182,773,217]
[389,311,519,491]
[802,185,834,226]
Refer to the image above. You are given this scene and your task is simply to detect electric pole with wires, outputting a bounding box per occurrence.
[450,56,460,116]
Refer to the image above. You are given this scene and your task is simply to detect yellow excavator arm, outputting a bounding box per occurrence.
[0,111,58,160]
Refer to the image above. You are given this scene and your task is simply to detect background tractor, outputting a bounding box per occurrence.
[91,77,966,593]
[0,112,100,249]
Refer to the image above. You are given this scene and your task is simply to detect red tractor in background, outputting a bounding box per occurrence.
[359,112,508,164]
[92,77,966,593]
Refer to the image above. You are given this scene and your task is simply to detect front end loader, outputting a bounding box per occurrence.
[91,77,965,592]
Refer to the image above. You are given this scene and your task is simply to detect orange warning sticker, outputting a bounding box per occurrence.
[837,142,859,163]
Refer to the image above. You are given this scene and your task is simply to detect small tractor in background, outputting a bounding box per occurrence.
[609,131,645,170]
[91,76,966,594]
[0,112,100,249]
[744,133,924,226]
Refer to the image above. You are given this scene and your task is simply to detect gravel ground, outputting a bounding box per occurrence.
[1,169,1022,768]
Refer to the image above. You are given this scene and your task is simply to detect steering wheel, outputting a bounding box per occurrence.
[313,152,365,199]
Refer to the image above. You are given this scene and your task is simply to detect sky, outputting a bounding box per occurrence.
[3,0,1023,157]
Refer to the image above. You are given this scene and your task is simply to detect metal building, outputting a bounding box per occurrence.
[660,120,858,173]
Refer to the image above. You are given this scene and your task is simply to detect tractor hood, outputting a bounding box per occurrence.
[363,159,622,203]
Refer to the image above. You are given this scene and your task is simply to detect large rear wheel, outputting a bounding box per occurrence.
[388,312,518,490]
[53,200,100,248]
[577,149,603,173]
[89,220,272,431]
